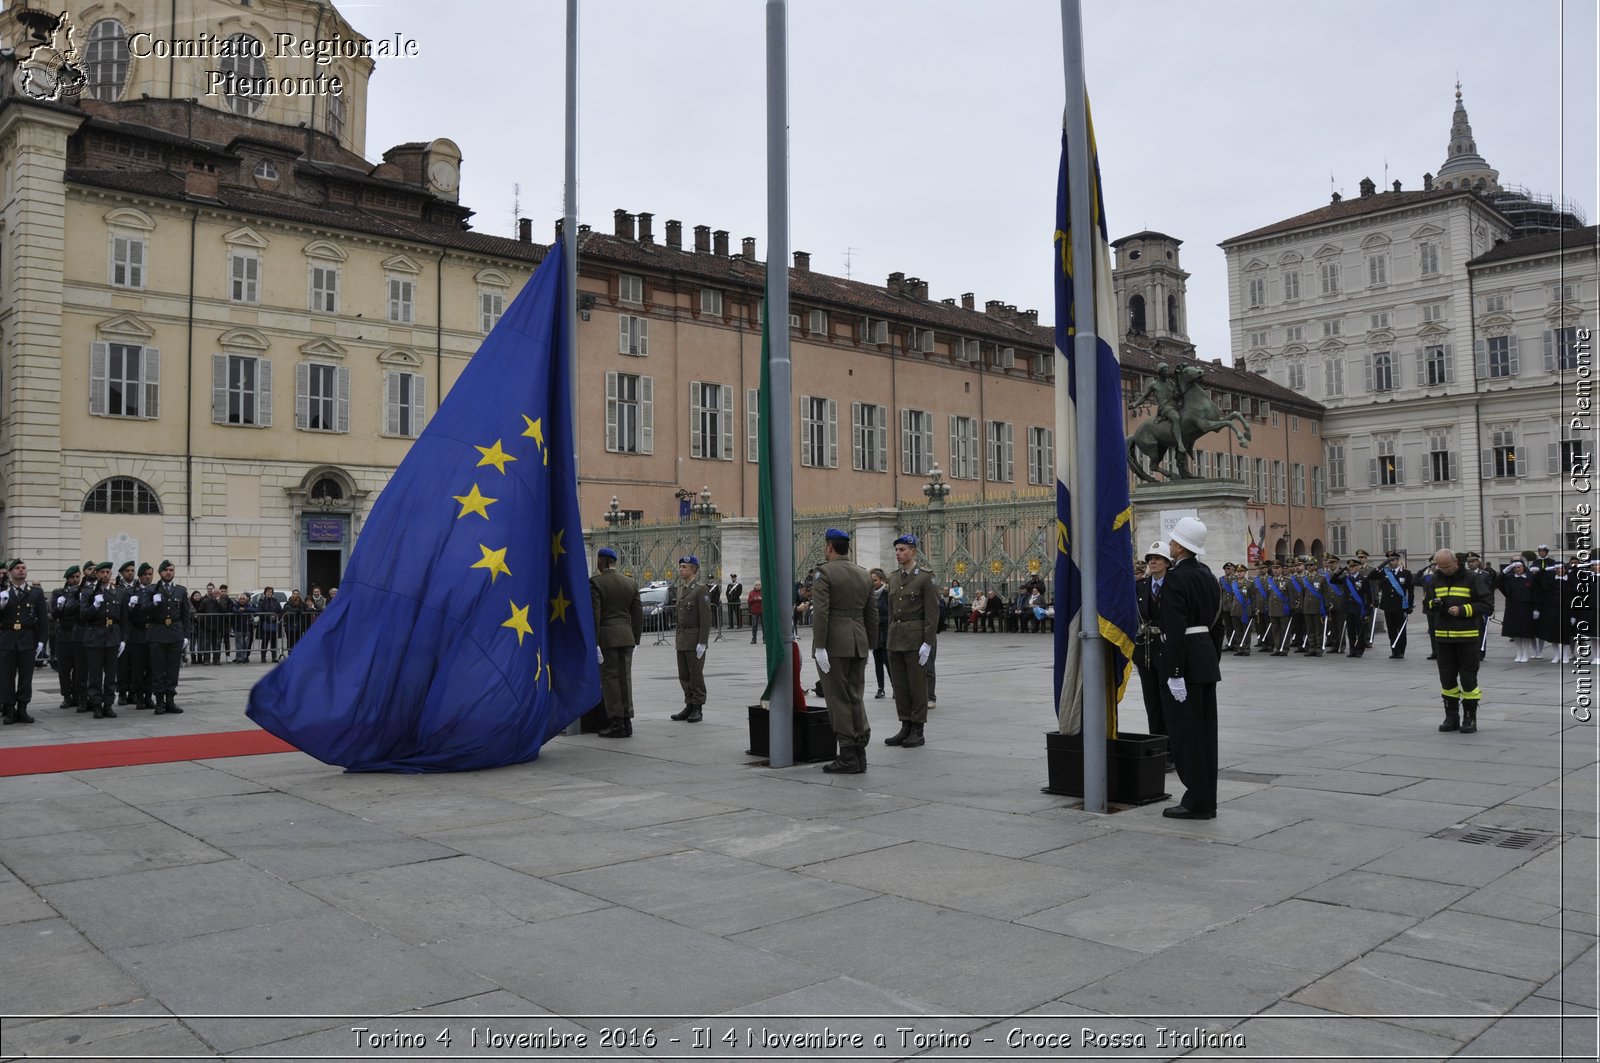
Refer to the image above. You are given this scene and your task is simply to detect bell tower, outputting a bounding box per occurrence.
[1111,230,1193,352]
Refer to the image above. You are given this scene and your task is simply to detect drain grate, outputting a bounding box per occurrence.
[1432,824,1558,852]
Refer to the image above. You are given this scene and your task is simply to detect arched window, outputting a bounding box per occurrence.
[325,91,345,140]
[84,19,129,101]
[310,477,344,501]
[1167,294,1180,333]
[1128,294,1146,335]
[220,35,268,116]
[83,477,161,514]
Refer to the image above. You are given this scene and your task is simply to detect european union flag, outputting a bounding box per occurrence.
[247,239,599,772]
[1052,107,1138,736]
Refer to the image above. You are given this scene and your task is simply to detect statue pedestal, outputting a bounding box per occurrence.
[1131,481,1254,567]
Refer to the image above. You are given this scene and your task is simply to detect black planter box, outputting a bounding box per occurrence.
[747,704,837,763]
[579,700,612,733]
[1044,731,1170,805]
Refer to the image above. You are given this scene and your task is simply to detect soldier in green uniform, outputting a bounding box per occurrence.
[124,563,156,710]
[78,562,126,719]
[0,559,49,725]
[670,555,712,722]
[51,565,84,711]
[112,560,138,703]
[884,533,939,749]
[138,560,190,714]
[590,546,643,738]
[810,528,877,774]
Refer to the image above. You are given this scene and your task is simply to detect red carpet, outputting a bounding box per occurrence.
[0,730,298,777]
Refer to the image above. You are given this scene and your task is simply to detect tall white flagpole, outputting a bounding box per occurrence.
[1061,0,1107,812]
[766,0,796,767]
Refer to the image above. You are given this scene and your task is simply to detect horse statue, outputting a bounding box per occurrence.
[1127,364,1252,483]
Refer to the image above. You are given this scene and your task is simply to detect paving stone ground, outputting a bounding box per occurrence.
[0,629,1594,1061]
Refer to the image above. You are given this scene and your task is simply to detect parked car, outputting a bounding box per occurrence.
[641,581,676,632]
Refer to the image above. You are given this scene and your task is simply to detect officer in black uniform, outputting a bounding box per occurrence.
[138,559,190,714]
[113,560,138,704]
[1369,551,1415,658]
[51,565,84,710]
[78,562,126,719]
[0,559,49,725]
[125,563,157,710]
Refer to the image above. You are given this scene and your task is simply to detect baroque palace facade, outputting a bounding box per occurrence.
[0,0,1321,591]
[1222,87,1595,562]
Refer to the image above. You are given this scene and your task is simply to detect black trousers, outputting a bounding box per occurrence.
[148,641,182,696]
[82,643,116,709]
[117,641,133,693]
[728,603,742,629]
[124,641,150,701]
[1384,608,1408,656]
[872,646,888,693]
[1,647,37,709]
[1343,614,1366,655]
[1161,680,1217,813]
[1134,659,1166,736]
[57,637,81,700]
[1435,639,1481,702]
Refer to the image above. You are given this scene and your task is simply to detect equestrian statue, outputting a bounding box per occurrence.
[1127,363,1252,483]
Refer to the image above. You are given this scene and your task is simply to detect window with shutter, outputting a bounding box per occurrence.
[809,309,828,336]
[746,388,759,463]
[212,354,229,423]
[335,365,350,432]
[89,342,109,415]
[230,252,259,303]
[605,372,619,452]
[826,398,838,469]
[639,376,653,454]
[689,381,705,458]
[385,371,402,436]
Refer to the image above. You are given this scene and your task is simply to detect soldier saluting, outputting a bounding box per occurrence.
[0,559,49,724]
[138,559,190,714]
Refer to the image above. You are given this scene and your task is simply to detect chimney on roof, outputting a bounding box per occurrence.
[742,236,757,260]
[637,212,654,244]
[985,299,1005,316]
[554,217,563,240]
[1392,179,1402,192]
[614,209,635,240]
[908,277,928,300]
[793,250,810,272]
[1359,177,1376,197]
[1020,309,1038,325]
[184,162,218,199]
[1423,172,1434,191]
[961,292,975,311]
[887,271,905,293]
[666,219,682,249]
[1331,192,1342,204]
[578,224,591,236]
[1004,303,1018,320]
[694,225,711,253]
[941,298,956,307]
[1212,358,1222,366]
[519,218,533,244]
[713,229,729,257]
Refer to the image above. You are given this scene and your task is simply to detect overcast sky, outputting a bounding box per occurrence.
[348,0,1597,363]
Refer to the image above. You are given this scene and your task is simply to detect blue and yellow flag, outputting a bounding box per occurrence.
[247,240,598,772]
[1052,108,1137,735]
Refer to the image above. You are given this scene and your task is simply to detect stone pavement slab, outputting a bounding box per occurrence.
[0,918,147,1017]
[638,809,900,869]
[1179,897,1417,975]
[1289,949,1538,1042]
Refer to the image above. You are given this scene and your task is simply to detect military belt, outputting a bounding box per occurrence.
[105,619,116,627]
[164,619,173,626]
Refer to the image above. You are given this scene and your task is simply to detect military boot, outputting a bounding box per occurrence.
[670,705,694,721]
[1437,697,1460,732]
[855,742,867,770]
[1460,702,1478,734]
[2,704,14,725]
[822,744,861,774]
[164,694,183,714]
[884,722,912,746]
[900,723,926,748]
[685,705,702,723]
[598,719,629,738]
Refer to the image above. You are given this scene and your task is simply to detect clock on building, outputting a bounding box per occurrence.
[427,158,459,195]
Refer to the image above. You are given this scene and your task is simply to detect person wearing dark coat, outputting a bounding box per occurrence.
[122,563,156,710]
[1467,553,1498,660]
[1337,559,1371,657]
[256,587,283,661]
[1499,561,1539,661]
[78,562,127,719]
[51,565,85,711]
[0,559,49,725]
[1133,541,1173,767]
[1158,518,1223,820]
[870,568,890,699]
[1537,562,1573,664]
[590,547,644,738]
[137,561,191,714]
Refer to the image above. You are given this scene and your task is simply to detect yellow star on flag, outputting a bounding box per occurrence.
[452,483,497,520]
[522,414,549,466]
[471,544,512,584]
[475,439,516,474]
[549,588,572,623]
[551,529,566,559]
[502,600,534,645]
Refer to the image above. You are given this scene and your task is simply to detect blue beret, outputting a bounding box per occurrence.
[597,547,617,560]
[678,555,700,567]
[824,528,850,542]
[894,534,918,547]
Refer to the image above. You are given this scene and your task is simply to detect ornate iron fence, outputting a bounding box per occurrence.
[597,517,723,587]
[898,490,1056,594]
[793,507,857,583]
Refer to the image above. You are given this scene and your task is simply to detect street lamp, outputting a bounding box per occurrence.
[923,462,951,581]
[692,485,718,520]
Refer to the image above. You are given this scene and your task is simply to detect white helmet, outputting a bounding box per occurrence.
[1169,516,1208,556]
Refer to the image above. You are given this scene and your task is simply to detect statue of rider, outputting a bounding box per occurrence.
[1130,363,1189,458]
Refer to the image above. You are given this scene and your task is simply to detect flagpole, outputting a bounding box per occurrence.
[1062,0,1107,812]
[766,0,796,767]
[559,0,585,738]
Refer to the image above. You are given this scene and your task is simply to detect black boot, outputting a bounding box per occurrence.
[12,705,34,724]
[855,742,867,770]
[901,722,925,748]
[59,696,75,710]
[884,722,912,746]
[670,705,693,721]
[623,718,633,737]
[1,705,13,725]
[76,698,91,712]
[1437,697,1460,732]
[598,719,629,738]
[822,744,862,774]
[101,704,117,719]
[1460,703,1478,734]
[139,694,154,710]
[164,694,182,714]
[685,705,703,722]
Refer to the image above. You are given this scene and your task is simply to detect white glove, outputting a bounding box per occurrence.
[696,644,706,660]
[36,642,45,657]
[94,594,104,606]
[918,642,931,666]
[1,590,10,604]
[153,593,162,604]
[182,638,189,651]
[595,646,604,664]
[1167,677,1188,703]
[118,642,126,658]
[56,596,65,607]
[1532,610,1540,620]
[815,648,830,674]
